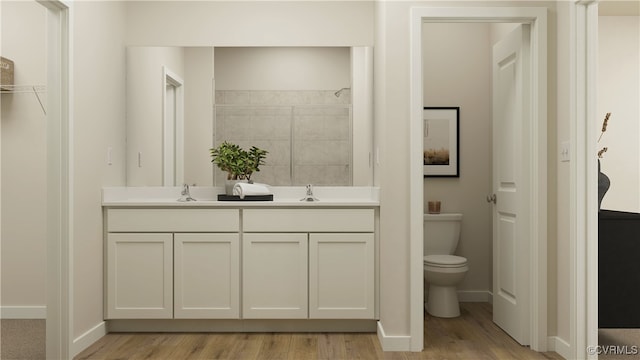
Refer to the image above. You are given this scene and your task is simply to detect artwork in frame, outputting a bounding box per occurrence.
[423,107,459,177]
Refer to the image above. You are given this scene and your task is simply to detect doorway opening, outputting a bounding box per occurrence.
[422,20,534,345]
[162,67,184,186]
[1,3,48,359]
[0,0,71,358]
[409,7,548,352]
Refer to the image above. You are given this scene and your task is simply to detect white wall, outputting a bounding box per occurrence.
[72,0,127,345]
[0,0,47,317]
[125,1,373,47]
[126,47,184,186]
[422,23,492,295]
[215,47,350,91]
[184,47,214,187]
[598,16,640,213]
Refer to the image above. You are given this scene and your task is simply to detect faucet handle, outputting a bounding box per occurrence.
[301,184,319,202]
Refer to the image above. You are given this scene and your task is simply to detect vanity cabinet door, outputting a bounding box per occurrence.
[106,233,173,319]
[174,233,240,319]
[309,233,375,319]
[242,233,308,319]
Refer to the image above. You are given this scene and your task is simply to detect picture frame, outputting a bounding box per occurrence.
[423,107,459,177]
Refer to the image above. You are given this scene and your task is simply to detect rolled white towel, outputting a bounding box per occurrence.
[232,182,271,199]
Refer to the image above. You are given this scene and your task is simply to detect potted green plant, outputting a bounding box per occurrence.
[210,141,268,194]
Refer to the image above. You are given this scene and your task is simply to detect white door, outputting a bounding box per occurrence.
[491,24,531,345]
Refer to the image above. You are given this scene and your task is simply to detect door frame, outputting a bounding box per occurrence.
[36,0,73,358]
[409,7,548,352]
[571,1,599,359]
[162,66,184,186]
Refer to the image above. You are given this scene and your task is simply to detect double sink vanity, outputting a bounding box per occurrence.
[102,186,380,332]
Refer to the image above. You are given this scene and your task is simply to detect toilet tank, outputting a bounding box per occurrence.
[424,213,463,255]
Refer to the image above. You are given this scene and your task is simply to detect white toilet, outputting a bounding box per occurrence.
[424,213,468,318]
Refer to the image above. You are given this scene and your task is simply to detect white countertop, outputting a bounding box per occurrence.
[102,186,380,207]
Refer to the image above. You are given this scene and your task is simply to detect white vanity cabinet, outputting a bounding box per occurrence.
[105,208,240,320]
[243,208,375,320]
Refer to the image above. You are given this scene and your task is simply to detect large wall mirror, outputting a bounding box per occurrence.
[126,46,373,187]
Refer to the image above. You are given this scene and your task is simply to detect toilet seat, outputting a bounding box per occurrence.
[424,255,467,268]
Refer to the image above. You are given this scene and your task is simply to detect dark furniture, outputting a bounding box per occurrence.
[599,209,640,328]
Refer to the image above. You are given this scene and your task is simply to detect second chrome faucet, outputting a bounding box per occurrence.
[177,184,196,202]
[300,184,319,202]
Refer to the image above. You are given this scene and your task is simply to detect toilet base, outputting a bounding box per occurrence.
[425,284,460,318]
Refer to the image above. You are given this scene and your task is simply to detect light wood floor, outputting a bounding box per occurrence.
[75,303,563,360]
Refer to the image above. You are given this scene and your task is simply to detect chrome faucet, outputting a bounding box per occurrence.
[300,184,319,202]
[177,184,196,202]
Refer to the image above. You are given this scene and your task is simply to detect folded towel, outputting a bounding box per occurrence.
[232,182,272,199]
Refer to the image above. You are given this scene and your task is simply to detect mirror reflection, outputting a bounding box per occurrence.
[125,46,372,187]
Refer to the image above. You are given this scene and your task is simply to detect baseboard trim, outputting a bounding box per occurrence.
[376,321,411,351]
[0,306,46,319]
[71,321,107,358]
[458,290,493,303]
[547,336,571,359]
[108,319,376,333]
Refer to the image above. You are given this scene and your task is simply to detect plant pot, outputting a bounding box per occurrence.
[598,159,610,211]
[225,179,248,196]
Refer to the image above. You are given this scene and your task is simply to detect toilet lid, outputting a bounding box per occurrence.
[424,255,467,267]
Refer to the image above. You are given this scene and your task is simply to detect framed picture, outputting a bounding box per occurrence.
[423,107,459,177]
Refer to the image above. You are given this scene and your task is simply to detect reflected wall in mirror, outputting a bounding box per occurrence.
[125,46,373,187]
[126,46,214,186]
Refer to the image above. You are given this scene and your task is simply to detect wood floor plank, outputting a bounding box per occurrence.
[172,333,208,360]
[344,333,381,359]
[199,332,257,360]
[317,333,347,360]
[257,333,292,360]
[288,333,318,360]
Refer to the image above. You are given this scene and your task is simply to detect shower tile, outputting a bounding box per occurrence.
[265,116,292,140]
[301,91,324,105]
[257,165,291,186]
[250,91,277,105]
[256,140,290,166]
[296,107,324,116]
[294,141,326,165]
[324,116,350,140]
[277,91,302,105]
[293,165,350,186]
[325,140,351,164]
[294,140,351,166]
[294,115,325,140]
[224,91,251,104]
[212,91,352,187]
[223,115,252,139]
[215,91,225,105]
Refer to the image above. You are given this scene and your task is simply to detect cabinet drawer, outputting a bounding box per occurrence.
[243,209,374,232]
[107,209,239,232]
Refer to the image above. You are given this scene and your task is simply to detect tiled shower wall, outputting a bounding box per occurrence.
[214,90,352,186]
